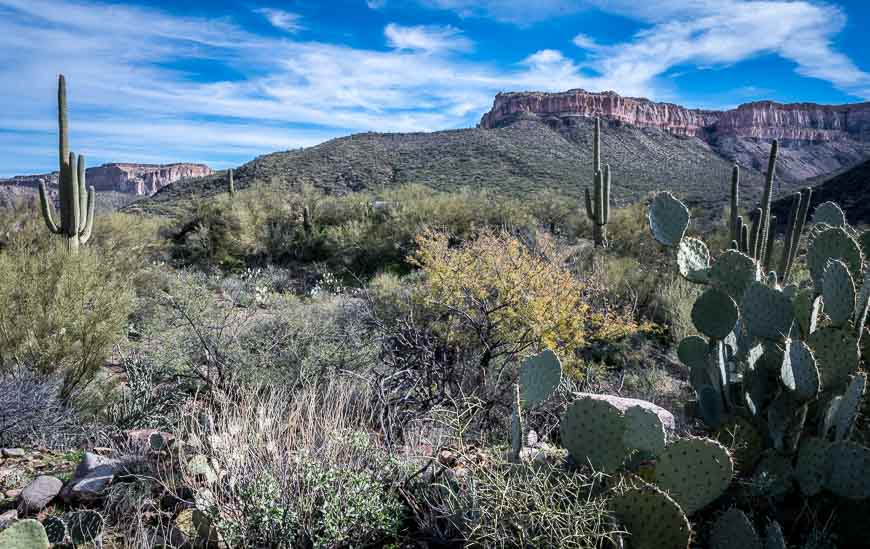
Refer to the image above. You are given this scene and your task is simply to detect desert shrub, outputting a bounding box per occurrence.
[0,240,133,400]
[418,457,618,548]
[649,273,702,343]
[410,229,639,378]
[168,199,247,271]
[0,367,86,447]
[89,212,167,272]
[103,350,188,430]
[176,381,404,548]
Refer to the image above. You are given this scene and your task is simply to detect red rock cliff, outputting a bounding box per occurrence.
[1,163,213,196]
[479,89,870,142]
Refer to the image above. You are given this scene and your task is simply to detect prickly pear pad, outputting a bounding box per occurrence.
[710,250,761,302]
[692,288,738,340]
[813,201,846,227]
[655,437,733,515]
[560,397,627,473]
[795,437,829,496]
[825,441,870,499]
[741,282,795,342]
[610,483,691,549]
[649,192,690,247]
[623,405,667,455]
[807,326,859,391]
[710,508,762,549]
[677,237,711,283]
[822,259,856,326]
[807,227,862,289]
[780,339,820,401]
[518,349,562,405]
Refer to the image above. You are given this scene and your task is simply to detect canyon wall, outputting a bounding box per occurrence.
[1,163,213,196]
[479,89,870,143]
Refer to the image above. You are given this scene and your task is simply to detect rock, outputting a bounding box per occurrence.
[0,509,17,530]
[574,393,676,432]
[125,429,174,452]
[4,489,21,499]
[17,476,63,515]
[1,449,25,458]
[0,162,213,197]
[60,453,123,503]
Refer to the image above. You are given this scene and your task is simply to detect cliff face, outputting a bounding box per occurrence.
[480,90,720,137]
[479,89,870,181]
[479,89,870,142]
[1,163,213,196]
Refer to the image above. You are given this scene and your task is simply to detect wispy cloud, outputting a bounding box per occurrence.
[257,8,305,34]
[385,23,472,53]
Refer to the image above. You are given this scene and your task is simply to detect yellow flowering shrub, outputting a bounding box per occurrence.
[410,230,640,377]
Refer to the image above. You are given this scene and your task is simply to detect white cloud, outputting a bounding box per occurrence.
[257,8,304,33]
[384,23,472,53]
[366,0,387,9]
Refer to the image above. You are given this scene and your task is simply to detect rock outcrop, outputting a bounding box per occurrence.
[479,89,870,143]
[1,163,212,196]
[479,89,870,181]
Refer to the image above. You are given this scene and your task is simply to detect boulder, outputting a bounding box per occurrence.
[574,393,676,432]
[60,453,123,503]
[0,509,17,530]
[17,476,62,515]
[0,449,25,458]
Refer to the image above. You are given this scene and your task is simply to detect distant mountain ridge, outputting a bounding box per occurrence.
[479,89,870,181]
[1,162,213,196]
[772,159,870,227]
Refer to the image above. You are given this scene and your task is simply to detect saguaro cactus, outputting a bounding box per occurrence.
[584,118,611,248]
[228,168,235,195]
[38,74,95,253]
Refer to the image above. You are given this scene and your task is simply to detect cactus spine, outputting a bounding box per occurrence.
[584,118,610,248]
[38,74,95,253]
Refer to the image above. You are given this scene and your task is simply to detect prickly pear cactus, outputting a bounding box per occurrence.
[807,227,862,288]
[709,508,761,549]
[623,405,666,455]
[41,517,66,545]
[741,282,795,341]
[518,349,562,405]
[692,288,738,340]
[0,520,50,549]
[709,249,762,302]
[648,192,689,247]
[68,510,104,546]
[560,397,627,473]
[610,483,691,549]
[795,437,829,496]
[833,373,866,441]
[813,201,846,227]
[780,339,820,401]
[677,237,710,283]
[807,326,859,391]
[654,437,733,514]
[825,441,870,499]
[822,259,857,326]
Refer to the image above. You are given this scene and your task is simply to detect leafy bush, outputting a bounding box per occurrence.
[410,229,639,377]
[0,240,133,400]
[168,199,247,271]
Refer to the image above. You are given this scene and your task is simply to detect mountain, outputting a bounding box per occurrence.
[1,163,213,196]
[772,159,870,227]
[128,117,775,217]
[480,89,870,182]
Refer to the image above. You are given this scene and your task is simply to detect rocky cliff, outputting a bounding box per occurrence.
[1,163,213,196]
[480,90,870,181]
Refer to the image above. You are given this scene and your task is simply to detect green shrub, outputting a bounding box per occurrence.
[0,239,133,400]
[168,199,247,271]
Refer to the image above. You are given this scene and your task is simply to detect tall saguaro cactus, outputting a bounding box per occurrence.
[584,118,611,247]
[727,141,808,283]
[228,168,235,195]
[38,74,95,253]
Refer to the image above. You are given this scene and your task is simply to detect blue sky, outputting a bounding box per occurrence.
[1,0,869,177]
